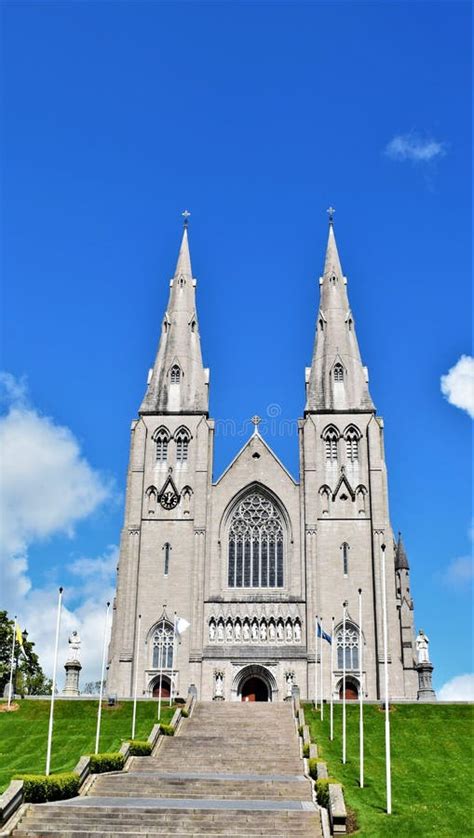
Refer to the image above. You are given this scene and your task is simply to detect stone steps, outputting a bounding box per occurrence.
[89,773,310,800]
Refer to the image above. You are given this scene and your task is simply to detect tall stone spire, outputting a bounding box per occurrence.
[305,213,374,413]
[140,223,209,415]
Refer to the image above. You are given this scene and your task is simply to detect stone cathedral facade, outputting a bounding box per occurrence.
[107,218,419,702]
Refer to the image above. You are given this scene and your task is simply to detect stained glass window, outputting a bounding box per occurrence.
[228,492,284,588]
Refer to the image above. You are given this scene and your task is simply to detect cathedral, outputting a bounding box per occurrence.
[107,215,420,702]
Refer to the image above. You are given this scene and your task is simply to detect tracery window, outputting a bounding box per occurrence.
[170,364,181,384]
[228,492,284,588]
[333,363,344,382]
[152,623,174,668]
[336,623,359,670]
[323,426,339,461]
[175,427,190,463]
[345,427,359,462]
[154,427,169,463]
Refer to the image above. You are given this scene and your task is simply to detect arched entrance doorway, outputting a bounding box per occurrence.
[152,675,171,698]
[338,678,359,700]
[241,676,269,702]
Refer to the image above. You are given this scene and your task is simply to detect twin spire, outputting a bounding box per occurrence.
[141,211,374,417]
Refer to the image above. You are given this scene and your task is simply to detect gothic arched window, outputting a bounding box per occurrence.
[336,622,359,670]
[175,426,191,463]
[152,623,174,669]
[333,363,344,382]
[153,427,170,463]
[322,426,339,461]
[227,491,284,588]
[170,364,181,384]
[345,426,360,462]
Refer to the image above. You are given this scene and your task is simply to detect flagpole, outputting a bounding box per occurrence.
[169,611,177,707]
[95,601,110,754]
[46,587,63,776]
[358,588,364,788]
[381,543,392,814]
[7,615,17,708]
[157,609,166,722]
[131,613,141,740]
[330,616,335,741]
[314,616,318,710]
[342,600,347,765]
[320,617,324,721]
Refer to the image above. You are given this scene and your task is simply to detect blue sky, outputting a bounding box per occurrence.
[1,1,472,693]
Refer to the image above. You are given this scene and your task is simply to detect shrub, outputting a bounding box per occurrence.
[315,777,340,808]
[307,757,325,779]
[302,743,310,758]
[14,773,80,803]
[181,708,189,718]
[298,724,304,736]
[88,752,125,773]
[159,723,175,736]
[128,739,152,756]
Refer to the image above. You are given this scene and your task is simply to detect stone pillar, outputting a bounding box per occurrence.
[63,659,82,696]
[416,661,436,702]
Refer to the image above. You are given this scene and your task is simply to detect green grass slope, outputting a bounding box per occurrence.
[306,703,474,838]
[0,700,174,792]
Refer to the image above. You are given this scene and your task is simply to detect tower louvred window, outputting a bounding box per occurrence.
[345,428,359,461]
[170,365,181,384]
[154,428,169,463]
[175,427,191,463]
[323,427,339,461]
[228,492,284,589]
[333,364,344,382]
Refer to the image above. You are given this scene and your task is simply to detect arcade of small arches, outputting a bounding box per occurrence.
[208,615,302,644]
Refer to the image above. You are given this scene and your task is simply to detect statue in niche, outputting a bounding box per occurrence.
[234,620,242,641]
[146,486,157,515]
[182,486,192,516]
[251,620,259,641]
[268,621,276,642]
[285,671,295,697]
[242,620,250,642]
[260,621,267,641]
[415,629,430,664]
[214,671,224,698]
[209,620,216,642]
[294,621,301,642]
[286,621,293,642]
[226,621,233,642]
[277,620,284,641]
[217,620,224,642]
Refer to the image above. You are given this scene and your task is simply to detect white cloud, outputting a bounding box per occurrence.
[384,132,446,162]
[438,674,474,701]
[441,556,473,591]
[440,355,474,419]
[0,373,116,685]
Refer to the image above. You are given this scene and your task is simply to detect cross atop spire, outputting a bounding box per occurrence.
[182,209,191,228]
[327,206,336,225]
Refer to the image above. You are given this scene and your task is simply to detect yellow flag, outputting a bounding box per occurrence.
[15,623,27,659]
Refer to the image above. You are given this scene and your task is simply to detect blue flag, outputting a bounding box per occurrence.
[317,622,332,644]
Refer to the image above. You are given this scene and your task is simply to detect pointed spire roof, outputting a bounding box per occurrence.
[305,214,374,413]
[140,222,209,415]
[395,533,410,571]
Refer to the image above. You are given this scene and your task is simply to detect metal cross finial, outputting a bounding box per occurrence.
[251,415,261,435]
[182,209,191,228]
[327,206,336,225]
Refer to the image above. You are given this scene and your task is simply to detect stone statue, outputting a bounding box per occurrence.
[251,621,259,641]
[209,621,216,641]
[277,620,284,641]
[286,622,293,642]
[67,630,81,661]
[285,671,294,697]
[243,621,250,641]
[415,629,430,664]
[260,621,267,641]
[234,621,241,641]
[268,621,276,641]
[294,621,301,642]
[215,671,224,697]
[217,620,224,641]
[226,621,233,641]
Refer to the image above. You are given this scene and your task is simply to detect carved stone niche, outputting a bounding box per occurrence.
[213,669,225,701]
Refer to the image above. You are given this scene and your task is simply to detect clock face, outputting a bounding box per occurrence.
[159,489,179,510]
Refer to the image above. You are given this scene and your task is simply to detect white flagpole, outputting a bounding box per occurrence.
[330,616,335,741]
[95,601,110,754]
[169,611,177,707]
[131,613,141,740]
[46,587,63,776]
[7,615,17,708]
[157,610,166,722]
[358,588,364,788]
[381,543,392,814]
[314,616,318,710]
[342,600,347,764]
[320,617,324,721]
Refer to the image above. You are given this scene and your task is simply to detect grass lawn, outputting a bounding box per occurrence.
[305,702,474,838]
[0,699,175,792]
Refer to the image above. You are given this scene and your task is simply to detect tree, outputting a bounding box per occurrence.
[0,611,52,696]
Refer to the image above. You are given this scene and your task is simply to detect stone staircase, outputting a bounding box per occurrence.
[11,702,322,837]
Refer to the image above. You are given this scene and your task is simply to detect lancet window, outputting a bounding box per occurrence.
[163,542,171,576]
[170,364,181,384]
[152,623,174,668]
[333,363,344,382]
[154,427,169,463]
[345,426,360,462]
[323,426,339,461]
[336,623,360,670]
[227,492,284,588]
[175,427,191,463]
[341,542,349,576]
